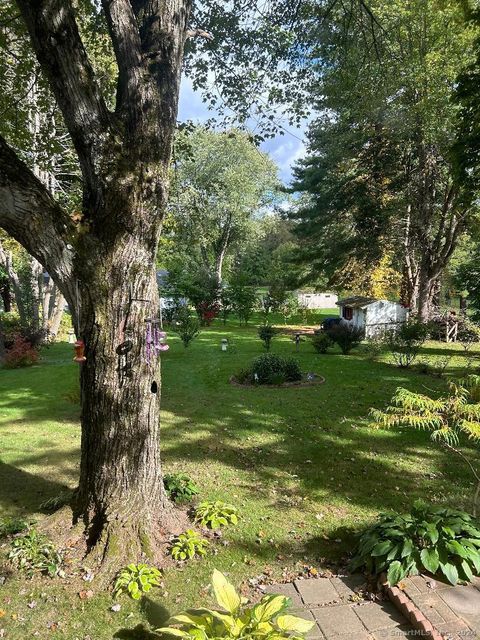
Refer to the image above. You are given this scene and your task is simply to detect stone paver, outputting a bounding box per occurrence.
[330,575,365,601]
[439,585,480,617]
[354,601,406,631]
[312,604,368,638]
[295,578,340,606]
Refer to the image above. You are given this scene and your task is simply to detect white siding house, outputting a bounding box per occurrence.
[297,291,338,309]
[336,296,408,338]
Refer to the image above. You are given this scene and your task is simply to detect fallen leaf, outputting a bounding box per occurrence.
[78,590,94,600]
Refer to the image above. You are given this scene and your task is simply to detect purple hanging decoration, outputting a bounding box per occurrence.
[145,318,153,365]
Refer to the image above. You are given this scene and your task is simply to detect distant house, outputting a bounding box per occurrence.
[336,296,408,338]
[297,291,338,309]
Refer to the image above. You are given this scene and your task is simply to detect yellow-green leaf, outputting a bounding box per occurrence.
[211,569,241,614]
[276,615,315,633]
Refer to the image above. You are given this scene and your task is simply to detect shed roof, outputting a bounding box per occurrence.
[336,296,378,309]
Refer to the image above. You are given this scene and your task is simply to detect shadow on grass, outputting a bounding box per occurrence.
[114,597,170,639]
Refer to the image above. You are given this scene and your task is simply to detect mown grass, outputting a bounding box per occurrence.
[0,309,479,639]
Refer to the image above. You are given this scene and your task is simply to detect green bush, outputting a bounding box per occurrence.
[258,324,278,351]
[0,517,28,537]
[173,309,200,348]
[384,320,429,367]
[157,569,314,640]
[326,324,363,354]
[170,529,209,560]
[237,354,302,385]
[163,473,199,504]
[351,501,480,586]
[9,529,63,577]
[194,501,239,529]
[311,332,333,354]
[114,563,162,600]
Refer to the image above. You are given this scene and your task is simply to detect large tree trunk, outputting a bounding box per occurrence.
[0,0,191,571]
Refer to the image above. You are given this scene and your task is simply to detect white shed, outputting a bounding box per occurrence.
[336,296,408,338]
[297,291,338,309]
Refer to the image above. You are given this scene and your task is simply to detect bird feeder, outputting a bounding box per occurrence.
[67,329,76,344]
[221,338,228,352]
[73,339,86,363]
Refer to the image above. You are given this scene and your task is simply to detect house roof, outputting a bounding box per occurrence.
[336,296,378,309]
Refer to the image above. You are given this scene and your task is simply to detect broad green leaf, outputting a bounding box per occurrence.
[440,562,459,585]
[420,548,439,574]
[276,615,315,633]
[211,569,241,614]
[372,541,393,557]
[387,560,405,586]
[401,539,414,558]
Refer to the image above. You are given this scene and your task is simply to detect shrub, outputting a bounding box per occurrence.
[351,500,480,586]
[311,332,333,354]
[173,310,200,348]
[0,311,22,348]
[157,569,314,640]
[197,300,220,326]
[163,473,199,504]
[258,324,278,351]
[3,334,39,368]
[9,529,63,577]
[170,529,209,561]
[0,517,28,537]
[370,375,480,515]
[457,319,480,352]
[194,501,239,529]
[326,324,364,354]
[114,563,162,600]
[239,353,302,385]
[383,320,429,368]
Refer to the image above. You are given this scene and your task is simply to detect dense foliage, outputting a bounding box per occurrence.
[163,473,199,504]
[194,501,239,530]
[113,564,162,600]
[237,354,302,385]
[170,529,209,561]
[351,501,480,586]
[326,325,363,355]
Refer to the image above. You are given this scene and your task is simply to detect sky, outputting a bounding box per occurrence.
[178,77,310,187]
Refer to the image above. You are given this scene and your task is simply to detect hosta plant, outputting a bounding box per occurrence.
[170,529,209,561]
[164,473,199,504]
[157,569,314,639]
[0,517,28,537]
[9,529,63,577]
[114,563,162,600]
[351,501,480,586]
[194,501,238,529]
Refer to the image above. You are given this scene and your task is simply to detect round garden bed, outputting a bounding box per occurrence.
[229,373,326,388]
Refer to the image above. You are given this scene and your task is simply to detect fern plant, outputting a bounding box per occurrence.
[114,563,162,600]
[370,375,480,514]
[194,501,239,529]
[157,569,314,640]
[170,529,209,561]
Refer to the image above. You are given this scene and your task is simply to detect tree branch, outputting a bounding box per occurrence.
[16,0,111,179]
[0,135,78,322]
[101,0,144,118]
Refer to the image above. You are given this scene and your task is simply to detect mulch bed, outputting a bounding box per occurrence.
[229,374,326,388]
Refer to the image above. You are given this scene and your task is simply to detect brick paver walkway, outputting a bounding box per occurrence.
[266,575,480,640]
[265,576,414,639]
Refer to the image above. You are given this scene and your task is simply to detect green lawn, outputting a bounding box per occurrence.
[0,311,479,639]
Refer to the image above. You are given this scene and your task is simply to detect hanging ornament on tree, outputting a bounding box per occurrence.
[145,318,169,365]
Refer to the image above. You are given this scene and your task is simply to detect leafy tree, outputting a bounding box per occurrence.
[370,375,480,514]
[229,276,257,325]
[0,0,323,568]
[169,128,279,286]
[290,0,479,320]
